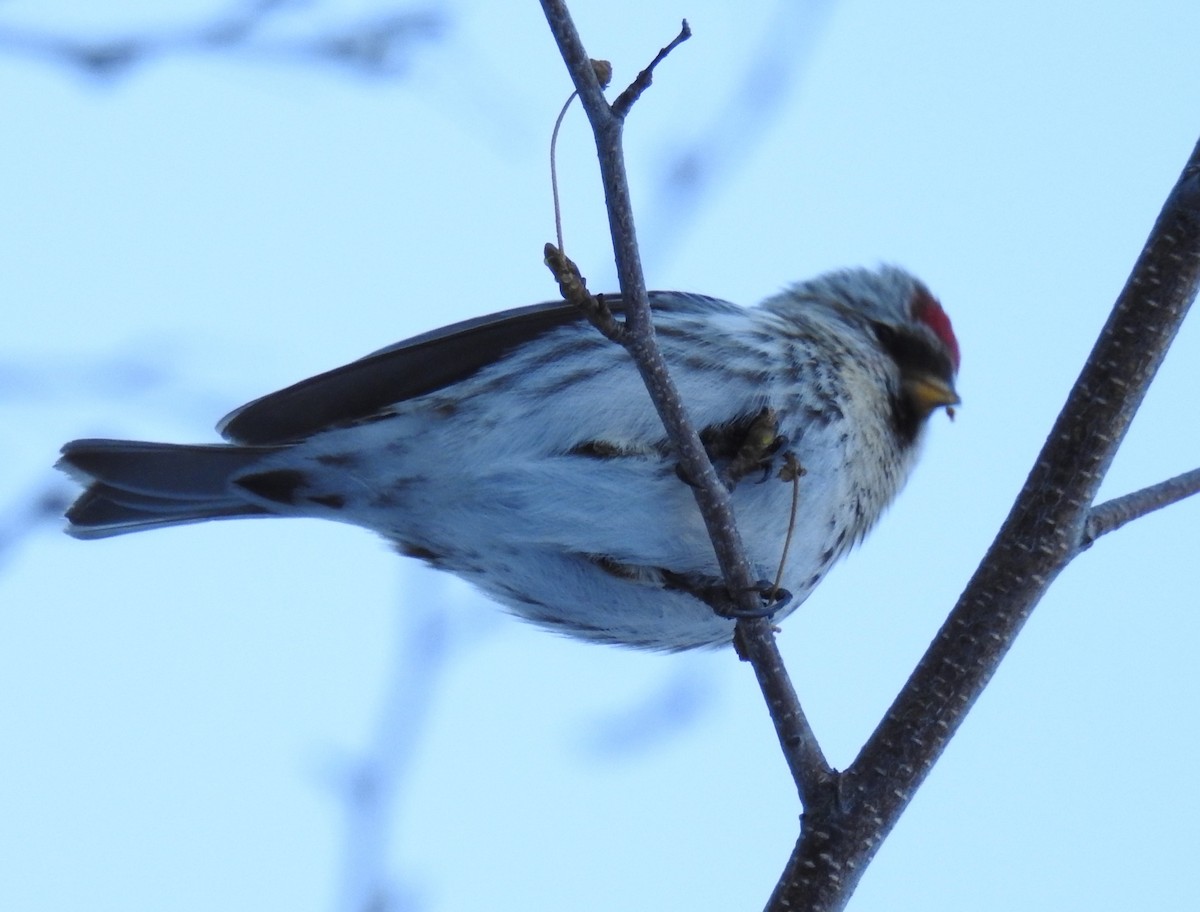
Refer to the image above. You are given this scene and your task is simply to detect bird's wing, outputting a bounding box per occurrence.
[218,293,739,445]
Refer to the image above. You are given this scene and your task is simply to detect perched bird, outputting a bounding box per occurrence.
[59,266,959,651]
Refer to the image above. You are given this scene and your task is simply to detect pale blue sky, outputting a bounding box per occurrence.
[3,2,1199,910]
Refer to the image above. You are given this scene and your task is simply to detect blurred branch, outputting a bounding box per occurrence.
[0,476,72,572]
[638,0,835,270]
[0,1,446,79]
[0,350,173,402]
[332,596,453,912]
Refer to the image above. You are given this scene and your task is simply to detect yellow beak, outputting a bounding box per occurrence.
[905,373,960,419]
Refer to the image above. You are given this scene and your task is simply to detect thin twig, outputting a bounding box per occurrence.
[1082,467,1200,548]
[539,0,831,804]
[771,453,803,598]
[543,244,627,342]
[549,59,613,253]
[549,92,578,252]
[611,20,692,118]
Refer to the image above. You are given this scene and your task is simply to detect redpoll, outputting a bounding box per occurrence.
[59,266,959,650]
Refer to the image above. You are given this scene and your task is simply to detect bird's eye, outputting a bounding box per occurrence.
[871,321,898,349]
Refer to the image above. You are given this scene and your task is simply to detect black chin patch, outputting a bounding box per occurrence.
[889,393,923,448]
[871,322,955,447]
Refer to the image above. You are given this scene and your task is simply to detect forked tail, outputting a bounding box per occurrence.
[58,439,285,539]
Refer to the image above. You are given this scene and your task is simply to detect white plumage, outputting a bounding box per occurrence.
[60,265,960,650]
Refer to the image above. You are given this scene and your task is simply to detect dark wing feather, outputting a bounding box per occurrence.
[219,301,584,445]
[218,293,741,446]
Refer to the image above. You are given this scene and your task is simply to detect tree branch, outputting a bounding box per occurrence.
[1081,467,1200,547]
[768,136,1200,912]
[538,0,832,804]
[542,6,1200,909]
[610,20,692,119]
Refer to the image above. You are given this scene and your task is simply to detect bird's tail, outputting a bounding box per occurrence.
[58,439,285,539]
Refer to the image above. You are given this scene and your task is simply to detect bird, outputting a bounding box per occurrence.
[58,265,960,651]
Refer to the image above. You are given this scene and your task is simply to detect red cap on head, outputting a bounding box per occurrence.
[912,289,960,372]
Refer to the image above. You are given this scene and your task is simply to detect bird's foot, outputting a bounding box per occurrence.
[721,407,789,489]
[675,406,791,490]
[718,580,793,619]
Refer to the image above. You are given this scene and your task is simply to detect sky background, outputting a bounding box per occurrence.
[2,1,1199,910]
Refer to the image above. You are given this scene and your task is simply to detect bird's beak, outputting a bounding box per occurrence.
[905,373,960,420]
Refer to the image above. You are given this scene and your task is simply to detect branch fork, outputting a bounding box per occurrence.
[539,3,1200,909]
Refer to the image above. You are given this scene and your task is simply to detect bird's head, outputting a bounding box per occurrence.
[777,265,961,438]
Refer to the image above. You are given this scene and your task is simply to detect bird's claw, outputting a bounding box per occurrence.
[722,408,788,489]
[674,407,791,491]
[712,580,792,620]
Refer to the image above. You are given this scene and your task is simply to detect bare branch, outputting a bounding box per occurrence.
[544,244,627,343]
[610,20,692,119]
[543,6,1199,908]
[538,0,831,805]
[768,136,1200,912]
[1082,467,1200,547]
[735,617,833,793]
